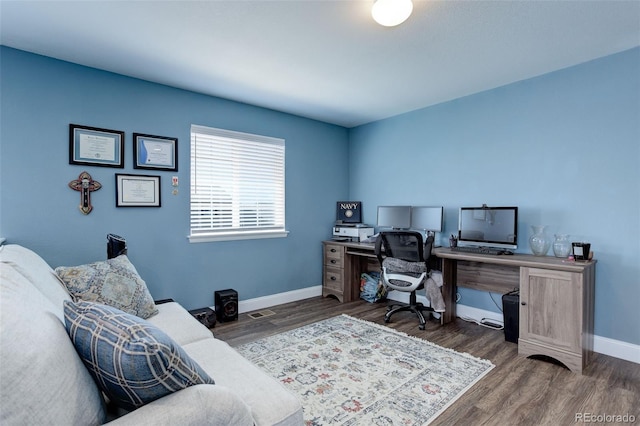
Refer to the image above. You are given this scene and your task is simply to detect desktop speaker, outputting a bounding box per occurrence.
[215,289,238,322]
[502,290,519,343]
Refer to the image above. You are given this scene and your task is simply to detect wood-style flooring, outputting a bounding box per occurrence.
[213,296,639,425]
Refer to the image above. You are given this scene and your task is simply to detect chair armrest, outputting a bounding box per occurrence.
[106,384,254,426]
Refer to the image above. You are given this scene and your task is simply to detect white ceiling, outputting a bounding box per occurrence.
[1,1,639,128]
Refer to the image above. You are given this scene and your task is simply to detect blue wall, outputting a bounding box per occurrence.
[0,47,349,309]
[348,47,640,345]
[2,46,639,346]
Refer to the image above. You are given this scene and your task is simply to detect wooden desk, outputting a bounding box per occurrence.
[322,241,379,303]
[321,239,441,306]
[434,247,596,374]
[322,241,597,373]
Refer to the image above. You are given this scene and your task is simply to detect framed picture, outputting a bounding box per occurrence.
[115,174,161,207]
[69,124,125,168]
[133,133,178,171]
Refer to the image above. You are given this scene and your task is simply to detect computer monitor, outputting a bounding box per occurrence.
[377,206,411,229]
[458,206,518,250]
[410,206,443,235]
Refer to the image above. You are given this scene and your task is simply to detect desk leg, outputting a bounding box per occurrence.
[440,258,457,324]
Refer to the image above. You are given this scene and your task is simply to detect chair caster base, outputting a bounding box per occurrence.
[418,324,425,330]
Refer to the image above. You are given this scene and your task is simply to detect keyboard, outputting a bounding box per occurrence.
[451,246,504,255]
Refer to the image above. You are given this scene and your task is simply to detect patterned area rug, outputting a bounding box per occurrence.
[236,314,494,425]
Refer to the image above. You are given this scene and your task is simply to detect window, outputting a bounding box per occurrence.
[189,124,287,242]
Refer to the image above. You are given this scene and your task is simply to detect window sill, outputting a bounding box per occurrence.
[188,230,289,243]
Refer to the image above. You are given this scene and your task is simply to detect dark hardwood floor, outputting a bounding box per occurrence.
[214,296,640,425]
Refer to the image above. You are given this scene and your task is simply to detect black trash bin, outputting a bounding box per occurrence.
[502,290,519,343]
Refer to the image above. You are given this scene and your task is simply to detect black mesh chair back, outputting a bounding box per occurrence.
[374,230,436,330]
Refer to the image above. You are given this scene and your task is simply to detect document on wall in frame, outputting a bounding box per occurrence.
[69,124,125,168]
[115,174,161,207]
[133,133,178,171]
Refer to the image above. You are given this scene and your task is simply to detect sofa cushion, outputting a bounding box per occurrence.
[1,264,106,425]
[183,338,304,426]
[64,300,215,411]
[55,255,158,319]
[146,301,215,346]
[0,244,72,321]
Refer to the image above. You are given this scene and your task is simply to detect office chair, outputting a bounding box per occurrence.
[375,231,435,330]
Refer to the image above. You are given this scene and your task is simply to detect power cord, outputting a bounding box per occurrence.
[458,315,504,330]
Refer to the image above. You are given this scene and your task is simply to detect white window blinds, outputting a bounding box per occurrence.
[189,124,287,242]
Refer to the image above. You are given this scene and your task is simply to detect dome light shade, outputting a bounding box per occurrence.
[371,0,413,27]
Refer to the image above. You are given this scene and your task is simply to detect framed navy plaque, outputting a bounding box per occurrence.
[336,201,362,224]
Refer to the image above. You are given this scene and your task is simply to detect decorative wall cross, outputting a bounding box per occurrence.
[68,171,101,214]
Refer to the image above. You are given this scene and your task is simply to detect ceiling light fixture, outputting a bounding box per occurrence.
[371,0,413,27]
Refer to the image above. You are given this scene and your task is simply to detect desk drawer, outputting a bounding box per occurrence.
[323,267,344,291]
[324,244,344,267]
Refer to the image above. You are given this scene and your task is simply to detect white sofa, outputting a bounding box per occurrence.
[0,244,303,425]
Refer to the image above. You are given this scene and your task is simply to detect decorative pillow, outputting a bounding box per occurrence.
[63,300,215,410]
[55,255,158,319]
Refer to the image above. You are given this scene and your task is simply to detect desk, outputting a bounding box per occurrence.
[321,240,441,307]
[322,241,596,373]
[434,247,596,374]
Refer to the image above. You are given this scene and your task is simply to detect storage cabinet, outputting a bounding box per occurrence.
[519,265,595,374]
[322,242,349,302]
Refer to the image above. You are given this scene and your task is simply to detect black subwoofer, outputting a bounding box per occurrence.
[215,289,238,322]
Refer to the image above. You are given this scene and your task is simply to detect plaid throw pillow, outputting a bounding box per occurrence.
[55,255,158,319]
[64,300,215,410]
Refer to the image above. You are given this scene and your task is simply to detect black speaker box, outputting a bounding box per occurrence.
[502,290,520,343]
[215,289,238,322]
[188,307,217,329]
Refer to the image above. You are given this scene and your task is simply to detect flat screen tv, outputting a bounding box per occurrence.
[458,206,518,250]
[377,206,411,229]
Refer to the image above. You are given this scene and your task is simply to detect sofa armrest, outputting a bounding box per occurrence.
[106,384,254,426]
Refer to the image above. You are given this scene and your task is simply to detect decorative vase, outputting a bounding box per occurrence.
[553,234,572,258]
[529,225,551,256]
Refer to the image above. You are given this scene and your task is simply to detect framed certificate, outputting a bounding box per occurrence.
[115,174,161,207]
[69,124,124,168]
[133,133,178,171]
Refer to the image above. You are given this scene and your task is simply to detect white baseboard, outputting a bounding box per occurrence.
[237,285,322,313]
[234,286,639,365]
[593,335,640,364]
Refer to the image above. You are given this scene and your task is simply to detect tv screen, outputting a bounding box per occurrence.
[377,206,411,229]
[458,206,518,250]
[410,206,443,232]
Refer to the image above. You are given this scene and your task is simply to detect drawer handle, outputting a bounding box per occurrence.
[330,259,337,264]
[331,276,337,281]
[330,248,337,253]
[521,302,527,306]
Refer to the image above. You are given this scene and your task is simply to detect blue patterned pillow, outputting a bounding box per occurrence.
[55,255,158,319]
[63,300,215,410]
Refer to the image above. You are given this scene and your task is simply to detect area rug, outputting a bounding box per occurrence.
[236,314,494,425]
